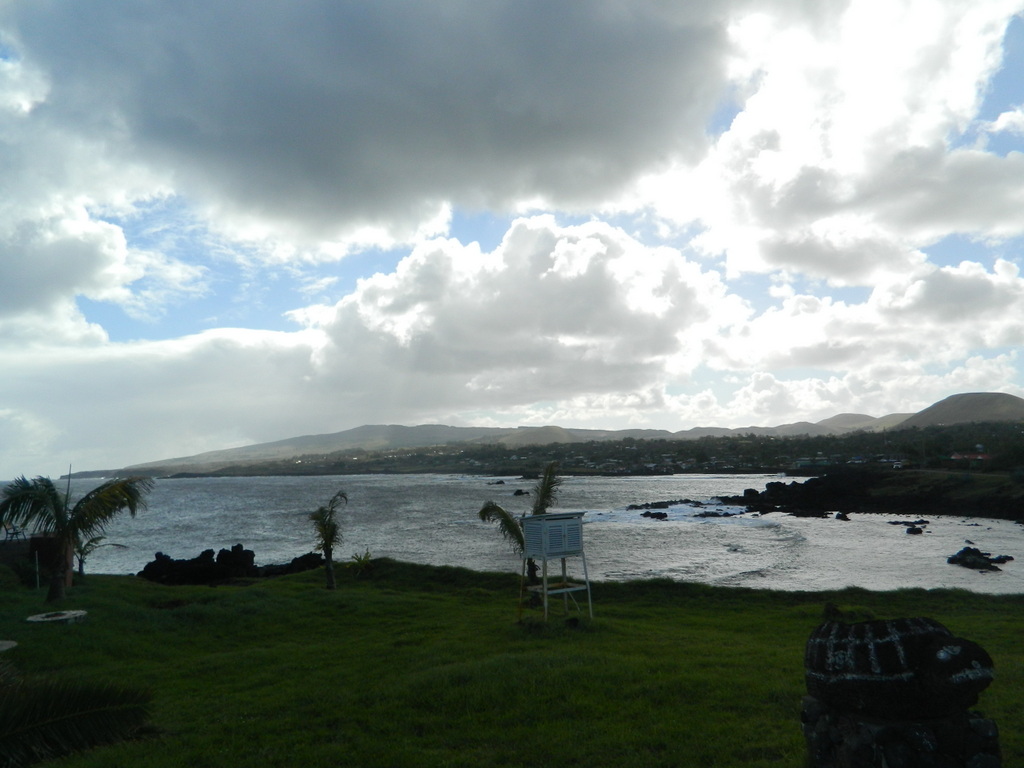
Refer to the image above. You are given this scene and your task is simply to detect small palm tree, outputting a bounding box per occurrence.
[310,490,347,589]
[479,461,562,583]
[0,476,153,602]
[74,535,128,578]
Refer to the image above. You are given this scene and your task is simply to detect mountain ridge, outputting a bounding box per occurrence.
[104,391,1024,477]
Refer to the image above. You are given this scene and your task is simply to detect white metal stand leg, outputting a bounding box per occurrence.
[541,558,549,620]
[561,558,569,614]
[581,550,593,618]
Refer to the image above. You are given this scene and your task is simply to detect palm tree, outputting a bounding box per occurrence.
[310,490,347,589]
[0,476,153,602]
[478,461,562,583]
[74,535,128,578]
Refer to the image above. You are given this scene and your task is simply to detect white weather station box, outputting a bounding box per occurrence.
[521,511,592,619]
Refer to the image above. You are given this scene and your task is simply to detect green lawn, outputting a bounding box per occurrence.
[2,560,1021,767]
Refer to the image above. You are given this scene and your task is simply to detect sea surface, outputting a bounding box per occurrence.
[71,473,1024,593]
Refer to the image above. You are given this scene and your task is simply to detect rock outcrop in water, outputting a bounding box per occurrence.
[947,546,1015,571]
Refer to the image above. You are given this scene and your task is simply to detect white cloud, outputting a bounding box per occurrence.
[0,328,327,474]
[644,1,1024,279]
[984,107,1024,135]
[306,217,746,404]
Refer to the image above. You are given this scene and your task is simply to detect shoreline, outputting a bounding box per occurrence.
[720,467,1024,521]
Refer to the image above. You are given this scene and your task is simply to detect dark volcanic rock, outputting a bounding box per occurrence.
[138,549,221,585]
[216,543,257,576]
[732,466,1024,519]
[139,543,269,585]
[257,552,324,577]
[627,499,692,510]
[947,546,1014,571]
[641,510,668,520]
[722,469,877,515]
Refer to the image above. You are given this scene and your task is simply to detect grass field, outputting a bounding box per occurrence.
[1,560,1022,767]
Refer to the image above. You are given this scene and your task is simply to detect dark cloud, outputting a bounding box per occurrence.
[862,147,1024,239]
[5,1,731,240]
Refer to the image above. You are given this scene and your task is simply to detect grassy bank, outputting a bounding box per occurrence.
[2,561,1022,767]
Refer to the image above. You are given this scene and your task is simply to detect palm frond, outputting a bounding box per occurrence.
[478,501,524,554]
[309,507,341,551]
[530,461,563,516]
[70,477,154,538]
[0,660,20,690]
[0,476,60,533]
[310,490,346,553]
[75,536,128,577]
[3,475,154,602]
[310,491,346,589]
[0,675,152,767]
[76,535,127,557]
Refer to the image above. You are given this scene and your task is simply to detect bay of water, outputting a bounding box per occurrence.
[73,473,1024,593]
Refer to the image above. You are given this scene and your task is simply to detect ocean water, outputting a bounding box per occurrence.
[71,473,1024,593]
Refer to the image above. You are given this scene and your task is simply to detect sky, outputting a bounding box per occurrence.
[2,1,1024,479]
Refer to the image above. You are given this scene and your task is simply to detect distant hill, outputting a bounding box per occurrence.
[123,425,514,473]
[484,426,674,448]
[897,392,1024,428]
[98,391,1023,477]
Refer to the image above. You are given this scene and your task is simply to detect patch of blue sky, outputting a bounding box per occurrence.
[923,233,1024,269]
[77,292,218,342]
[80,198,324,340]
[448,208,515,253]
[96,195,209,265]
[82,261,361,342]
[0,36,19,61]
[953,15,1024,154]
[718,273,776,315]
[328,245,407,288]
[707,86,744,136]
[599,210,704,252]
[980,129,1024,157]
[978,15,1024,122]
[722,272,870,315]
[77,262,304,343]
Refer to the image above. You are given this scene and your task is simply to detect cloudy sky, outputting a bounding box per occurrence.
[2,1,1024,478]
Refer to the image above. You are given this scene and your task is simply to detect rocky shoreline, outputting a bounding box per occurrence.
[720,467,1024,521]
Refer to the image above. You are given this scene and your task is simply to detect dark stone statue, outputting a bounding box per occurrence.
[805,617,993,719]
[803,617,1000,767]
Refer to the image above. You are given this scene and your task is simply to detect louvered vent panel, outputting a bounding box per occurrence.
[524,521,544,558]
[521,513,585,559]
[566,524,583,552]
